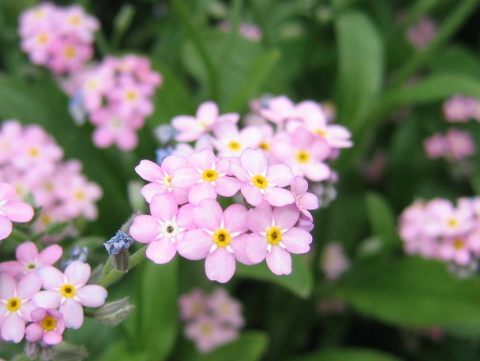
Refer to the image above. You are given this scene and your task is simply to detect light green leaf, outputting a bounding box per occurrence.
[236,255,313,298]
[98,342,149,361]
[335,11,384,129]
[365,192,399,247]
[292,348,403,361]
[334,257,480,327]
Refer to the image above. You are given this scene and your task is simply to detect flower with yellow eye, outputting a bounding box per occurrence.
[25,308,65,345]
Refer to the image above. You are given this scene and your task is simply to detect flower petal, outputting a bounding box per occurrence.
[33,291,62,309]
[273,204,300,230]
[245,234,267,264]
[15,242,38,263]
[0,216,12,240]
[130,215,160,243]
[2,201,34,222]
[266,247,292,275]
[205,248,236,283]
[17,272,43,299]
[177,230,212,260]
[36,266,63,289]
[1,313,25,343]
[264,187,295,207]
[193,199,222,231]
[224,204,248,233]
[38,244,63,266]
[146,239,177,264]
[150,193,178,222]
[60,299,84,329]
[76,285,107,307]
[65,261,90,287]
[246,202,272,233]
[282,228,312,254]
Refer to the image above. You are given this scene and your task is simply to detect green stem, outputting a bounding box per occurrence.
[390,0,480,88]
[172,0,220,101]
[97,246,147,288]
[95,29,112,57]
[8,228,30,243]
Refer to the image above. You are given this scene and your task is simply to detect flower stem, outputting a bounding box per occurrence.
[97,245,147,288]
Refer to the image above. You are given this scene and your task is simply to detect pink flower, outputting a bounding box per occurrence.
[438,236,472,265]
[135,157,189,204]
[424,133,447,159]
[290,176,319,221]
[0,241,62,279]
[172,101,239,142]
[34,261,107,329]
[211,123,263,158]
[230,148,295,207]
[48,37,94,74]
[443,96,476,123]
[171,149,241,205]
[0,272,43,343]
[320,242,350,281]
[177,199,251,283]
[272,127,332,182]
[25,308,65,345]
[185,315,238,353]
[130,193,194,264]
[57,5,99,43]
[407,17,437,50]
[0,182,34,241]
[445,128,476,160]
[245,202,312,275]
[179,288,207,321]
[57,174,103,220]
[207,288,244,328]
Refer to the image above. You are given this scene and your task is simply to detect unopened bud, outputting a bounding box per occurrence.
[104,231,134,272]
[25,341,40,359]
[95,297,135,326]
[40,345,55,361]
[52,342,88,361]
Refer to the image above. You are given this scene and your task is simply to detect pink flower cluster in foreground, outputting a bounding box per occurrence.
[19,2,98,74]
[0,241,107,344]
[130,148,318,282]
[65,55,162,150]
[424,128,476,161]
[0,121,102,238]
[399,197,480,268]
[0,182,34,242]
[179,288,244,353]
[443,96,480,123]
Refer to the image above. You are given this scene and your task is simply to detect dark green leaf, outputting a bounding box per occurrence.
[365,192,399,246]
[292,348,403,361]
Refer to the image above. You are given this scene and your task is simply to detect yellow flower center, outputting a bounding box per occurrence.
[201,323,212,335]
[61,284,76,298]
[26,262,37,271]
[202,169,218,182]
[296,150,310,163]
[40,214,52,226]
[164,175,173,188]
[228,141,241,151]
[213,229,231,247]
[37,33,49,45]
[41,316,57,331]
[74,190,85,200]
[64,46,77,59]
[34,9,45,19]
[7,298,21,312]
[252,175,268,189]
[28,147,40,158]
[87,79,98,90]
[453,238,465,250]
[258,142,270,152]
[315,129,327,137]
[447,218,458,228]
[69,15,82,26]
[266,227,282,246]
[125,90,137,101]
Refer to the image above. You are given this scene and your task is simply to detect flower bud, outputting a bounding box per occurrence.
[94,297,135,326]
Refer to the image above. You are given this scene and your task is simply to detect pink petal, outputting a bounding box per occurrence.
[150,193,178,222]
[266,164,295,187]
[2,201,34,222]
[299,192,319,211]
[282,228,312,254]
[177,203,195,229]
[246,203,272,232]
[230,161,250,182]
[304,162,331,182]
[43,331,63,345]
[188,182,217,205]
[215,176,241,197]
[65,261,90,287]
[33,291,62,309]
[76,285,107,307]
[162,155,188,173]
[0,182,16,201]
[172,115,197,131]
[266,247,292,275]
[0,273,16,299]
[135,159,162,182]
[36,266,63,289]
[205,248,236,283]
[273,204,300,230]
[146,239,177,264]
[1,313,25,343]
[197,101,218,123]
[264,188,295,207]
[17,272,43,299]
[25,323,44,342]
[0,261,23,277]
[241,184,263,206]
[193,199,222,231]
[290,176,308,196]
[141,182,167,203]
[188,148,216,170]
[224,204,248,233]
[30,308,47,322]
[0,216,12,240]
[60,299,84,329]
[130,215,160,243]
[38,244,63,266]
[171,167,200,188]
[20,300,37,321]
[177,230,212,260]
[240,148,268,175]
[245,234,268,264]
[16,241,38,263]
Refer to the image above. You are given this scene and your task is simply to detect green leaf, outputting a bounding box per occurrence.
[236,255,313,298]
[183,332,268,361]
[135,259,179,361]
[334,257,480,327]
[428,46,480,79]
[292,348,403,361]
[365,192,398,246]
[380,73,480,107]
[98,342,149,361]
[335,11,384,129]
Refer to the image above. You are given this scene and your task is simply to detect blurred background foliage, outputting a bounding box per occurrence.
[3,0,480,360]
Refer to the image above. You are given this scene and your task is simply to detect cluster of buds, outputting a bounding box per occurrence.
[66,55,162,150]
[0,241,107,353]
[19,2,99,74]
[423,128,476,161]
[399,197,480,275]
[443,96,480,123]
[179,288,244,353]
[0,121,102,239]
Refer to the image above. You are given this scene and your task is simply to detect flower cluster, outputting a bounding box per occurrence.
[0,241,107,345]
[0,120,102,238]
[406,17,437,50]
[399,197,480,271]
[66,55,162,150]
[19,2,99,74]
[423,128,476,161]
[0,182,34,242]
[443,96,480,123]
[179,288,244,353]
[320,242,350,281]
